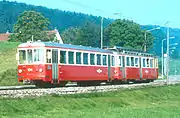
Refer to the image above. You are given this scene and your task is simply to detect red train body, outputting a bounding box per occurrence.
[17,41,158,86]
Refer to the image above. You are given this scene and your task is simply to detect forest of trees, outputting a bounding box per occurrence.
[1,0,180,58]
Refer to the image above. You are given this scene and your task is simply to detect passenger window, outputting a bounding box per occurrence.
[119,56,121,66]
[76,52,81,64]
[102,55,107,66]
[46,49,51,63]
[90,54,95,65]
[131,57,134,66]
[97,54,101,65]
[156,58,158,68]
[83,53,88,65]
[146,58,150,67]
[112,56,115,66]
[150,59,153,68]
[143,58,146,67]
[60,51,66,64]
[126,57,130,66]
[68,51,74,64]
[135,58,139,67]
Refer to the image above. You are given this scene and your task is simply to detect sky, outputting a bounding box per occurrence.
[7,0,180,28]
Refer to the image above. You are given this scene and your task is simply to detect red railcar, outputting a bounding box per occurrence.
[17,41,158,87]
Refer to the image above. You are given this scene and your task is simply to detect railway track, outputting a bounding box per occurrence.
[0,79,180,98]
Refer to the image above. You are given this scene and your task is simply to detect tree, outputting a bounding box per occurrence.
[61,22,101,48]
[9,11,51,42]
[105,19,154,50]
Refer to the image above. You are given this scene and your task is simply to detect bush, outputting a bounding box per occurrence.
[0,68,20,86]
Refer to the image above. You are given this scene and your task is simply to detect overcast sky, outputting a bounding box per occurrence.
[7,0,180,28]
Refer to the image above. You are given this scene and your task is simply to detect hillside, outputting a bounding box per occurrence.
[0,0,111,33]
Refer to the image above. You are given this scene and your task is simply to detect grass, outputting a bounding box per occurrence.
[1,85,180,118]
[0,41,20,86]
[0,41,19,73]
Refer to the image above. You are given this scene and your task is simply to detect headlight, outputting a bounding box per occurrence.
[28,68,33,72]
[39,68,43,72]
[18,69,22,73]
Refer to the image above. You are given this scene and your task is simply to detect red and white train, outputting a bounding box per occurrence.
[17,41,158,87]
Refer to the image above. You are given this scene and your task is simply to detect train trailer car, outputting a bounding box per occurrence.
[16,41,158,87]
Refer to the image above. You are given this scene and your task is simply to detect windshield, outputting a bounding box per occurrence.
[34,49,44,63]
[18,49,44,64]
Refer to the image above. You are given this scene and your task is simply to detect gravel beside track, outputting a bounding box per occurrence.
[0,79,180,98]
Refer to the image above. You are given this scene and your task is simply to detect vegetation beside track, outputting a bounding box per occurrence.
[0,41,20,86]
[0,85,180,118]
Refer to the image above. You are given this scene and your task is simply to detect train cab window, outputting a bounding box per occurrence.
[146,58,150,67]
[46,49,51,63]
[27,49,33,64]
[83,53,88,65]
[76,52,81,64]
[131,57,134,66]
[143,58,146,67]
[97,54,101,65]
[112,56,115,66]
[68,51,74,64]
[19,50,26,64]
[90,54,95,65]
[60,51,66,64]
[34,49,44,63]
[102,55,107,66]
[126,57,130,66]
[135,58,139,67]
[150,59,153,68]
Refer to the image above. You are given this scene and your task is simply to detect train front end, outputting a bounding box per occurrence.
[17,42,50,84]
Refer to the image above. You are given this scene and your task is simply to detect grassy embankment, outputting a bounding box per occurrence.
[0,41,20,86]
[1,85,180,118]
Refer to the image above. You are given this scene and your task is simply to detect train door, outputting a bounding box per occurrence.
[139,57,142,80]
[122,56,126,79]
[108,55,111,81]
[52,49,58,82]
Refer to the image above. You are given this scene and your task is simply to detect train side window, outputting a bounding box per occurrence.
[97,54,101,65]
[146,58,150,67]
[76,52,81,64]
[126,57,130,66]
[46,49,51,63]
[90,54,95,65]
[131,57,134,66]
[155,58,158,68]
[112,56,115,66]
[102,55,107,66]
[119,56,121,66]
[68,51,74,64]
[150,59,153,68]
[143,58,146,67]
[83,53,88,65]
[60,51,66,64]
[135,58,139,67]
